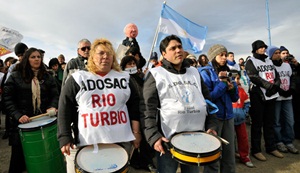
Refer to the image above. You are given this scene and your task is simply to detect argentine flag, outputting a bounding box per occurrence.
[155,4,207,54]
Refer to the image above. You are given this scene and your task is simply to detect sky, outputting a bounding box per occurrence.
[1,0,300,65]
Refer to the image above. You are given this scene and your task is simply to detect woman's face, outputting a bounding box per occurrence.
[93,45,113,73]
[215,51,227,66]
[29,51,42,70]
[125,60,136,69]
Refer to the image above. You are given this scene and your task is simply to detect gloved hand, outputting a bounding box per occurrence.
[265,84,279,97]
[279,89,292,98]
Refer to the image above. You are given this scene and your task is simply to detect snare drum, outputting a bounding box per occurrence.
[75,144,129,173]
[169,131,221,166]
[18,116,66,173]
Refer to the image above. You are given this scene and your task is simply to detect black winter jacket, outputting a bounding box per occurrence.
[3,71,59,145]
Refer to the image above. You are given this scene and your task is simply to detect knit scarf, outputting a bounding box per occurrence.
[32,70,41,114]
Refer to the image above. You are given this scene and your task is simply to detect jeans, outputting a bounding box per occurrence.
[156,151,200,173]
[274,100,295,145]
[204,118,235,173]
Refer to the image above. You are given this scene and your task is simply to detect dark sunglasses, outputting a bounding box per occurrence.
[80,46,91,51]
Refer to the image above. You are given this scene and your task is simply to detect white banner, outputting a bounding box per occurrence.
[0,26,23,56]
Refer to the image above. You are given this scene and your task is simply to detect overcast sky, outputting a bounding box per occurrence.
[1,0,300,65]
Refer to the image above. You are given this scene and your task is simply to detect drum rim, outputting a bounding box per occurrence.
[18,118,57,132]
[170,131,221,157]
[75,143,129,173]
[170,149,221,166]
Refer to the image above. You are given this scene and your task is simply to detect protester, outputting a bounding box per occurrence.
[61,38,91,86]
[142,35,217,173]
[48,58,63,93]
[233,73,254,168]
[279,46,300,140]
[227,52,240,71]
[267,46,299,154]
[3,47,59,173]
[239,58,245,67]
[149,51,159,68]
[1,57,18,140]
[245,40,283,161]
[199,44,239,173]
[198,54,209,67]
[5,42,28,82]
[57,38,141,173]
[186,54,198,67]
[120,55,156,172]
[61,62,66,71]
[57,54,66,65]
[125,46,146,73]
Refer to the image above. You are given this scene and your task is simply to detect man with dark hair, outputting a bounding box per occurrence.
[142,34,217,173]
[5,42,28,82]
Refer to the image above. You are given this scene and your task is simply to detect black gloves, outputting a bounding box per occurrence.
[279,89,293,98]
[265,84,279,97]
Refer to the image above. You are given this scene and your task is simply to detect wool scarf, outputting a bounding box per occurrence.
[32,70,41,114]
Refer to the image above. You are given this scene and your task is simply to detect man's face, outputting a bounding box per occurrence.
[77,42,91,58]
[162,40,184,70]
[271,50,281,61]
[280,50,289,59]
[227,53,234,61]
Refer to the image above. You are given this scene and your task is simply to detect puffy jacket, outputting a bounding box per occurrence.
[198,63,239,120]
[3,71,59,126]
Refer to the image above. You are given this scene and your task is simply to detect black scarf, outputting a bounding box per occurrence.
[253,53,268,62]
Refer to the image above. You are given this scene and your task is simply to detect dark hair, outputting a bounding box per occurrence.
[228,52,234,55]
[120,55,137,70]
[125,46,140,56]
[48,58,59,68]
[14,47,47,83]
[198,54,209,66]
[159,35,182,54]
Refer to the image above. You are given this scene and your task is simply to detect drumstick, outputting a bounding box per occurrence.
[29,109,56,120]
[211,134,230,145]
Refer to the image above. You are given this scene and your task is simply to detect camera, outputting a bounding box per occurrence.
[227,70,239,78]
[285,55,294,62]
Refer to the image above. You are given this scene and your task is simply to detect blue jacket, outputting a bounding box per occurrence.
[198,64,239,120]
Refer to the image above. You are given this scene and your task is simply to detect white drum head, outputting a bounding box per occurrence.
[171,132,221,153]
[76,144,128,173]
[18,116,56,129]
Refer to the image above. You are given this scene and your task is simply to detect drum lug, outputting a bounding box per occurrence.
[197,154,201,166]
[19,129,24,141]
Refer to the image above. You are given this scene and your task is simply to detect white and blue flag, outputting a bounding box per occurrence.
[155,4,207,54]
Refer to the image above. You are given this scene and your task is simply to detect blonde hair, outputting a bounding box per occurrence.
[86,38,121,74]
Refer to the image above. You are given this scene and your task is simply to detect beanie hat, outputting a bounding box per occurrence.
[279,46,289,52]
[251,40,267,53]
[150,52,158,60]
[14,42,28,56]
[266,46,280,59]
[120,55,137,70]
[207,44,227,61]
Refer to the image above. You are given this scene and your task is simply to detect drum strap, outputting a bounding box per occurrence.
[92,144,99,153]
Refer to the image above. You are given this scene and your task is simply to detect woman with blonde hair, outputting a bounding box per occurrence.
[58,38,141,173]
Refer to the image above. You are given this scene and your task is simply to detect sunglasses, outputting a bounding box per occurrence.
[80,46,91,51]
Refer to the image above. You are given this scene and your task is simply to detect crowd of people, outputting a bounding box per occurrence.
[0,22,300,173]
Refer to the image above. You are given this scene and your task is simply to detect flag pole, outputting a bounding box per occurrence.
[265,0,272,46]
[146,1,166,67]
